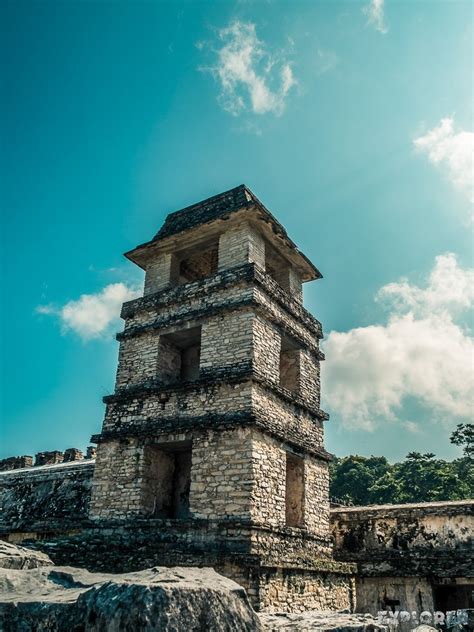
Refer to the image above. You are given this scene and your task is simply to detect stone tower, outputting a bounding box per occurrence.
[90,185,354,612]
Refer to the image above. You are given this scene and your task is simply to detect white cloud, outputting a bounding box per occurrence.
[36,283,141,341]
[315,49,339,76]
[204,21,296,116]
[322,254,474,431]
[402,421,421,435]
[378,253,474,318]
[414,117,474,202]
[363,0,388,34]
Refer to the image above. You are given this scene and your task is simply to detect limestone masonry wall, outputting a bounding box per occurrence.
[1,456,472,613]
[218,222,265,271]
[191,427,254,520]
[256,567,355,613]
[4,460,471,562]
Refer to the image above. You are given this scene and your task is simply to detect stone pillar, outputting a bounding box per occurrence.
[218,223,265,271]
[63,448,84,462]
[299,350,320,408]
[86,446,97,459]
[288,268,303,303]
[34,451,64,466]
[144,252,179,295]
[252,316,280,386]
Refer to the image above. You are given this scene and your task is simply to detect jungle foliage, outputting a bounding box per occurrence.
[329,423,474,506]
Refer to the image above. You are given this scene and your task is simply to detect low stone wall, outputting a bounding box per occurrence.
[0,460,94,540]
[331,500,473,575]
[331,500,474,614]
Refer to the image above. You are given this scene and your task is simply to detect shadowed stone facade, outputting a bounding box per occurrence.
[0,461,94,542]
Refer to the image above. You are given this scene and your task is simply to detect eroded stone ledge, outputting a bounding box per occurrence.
[91,412,332,462]
[103,365,329,422]
[120,263,323,338]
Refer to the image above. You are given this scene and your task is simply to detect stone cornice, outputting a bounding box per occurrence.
[91,411,332,462]
[86,516,334,547]
[331,499,474,519]
[103,364,329,422]
[125,185,321,282]
[120,263,323,339]
[342,551,474,578]
[118,296,324,359]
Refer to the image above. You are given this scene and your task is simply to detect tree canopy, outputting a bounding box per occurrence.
[329,423,474,506]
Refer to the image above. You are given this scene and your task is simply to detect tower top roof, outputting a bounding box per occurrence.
[153,184,254,242]
[126,185,321,281]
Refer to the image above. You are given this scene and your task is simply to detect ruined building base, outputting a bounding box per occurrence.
[1,459,472,614]
[332,501,474,614]
[28,521,355,613]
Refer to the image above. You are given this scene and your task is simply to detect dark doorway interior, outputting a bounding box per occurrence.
[433,584,474,612]
[144,443,192,519]
[171,450,192,518]
[285,453,305,527]
[158,327,201,383]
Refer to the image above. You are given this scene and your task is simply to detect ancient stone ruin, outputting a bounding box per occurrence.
[86,184,355,611]
[0,185,472,622]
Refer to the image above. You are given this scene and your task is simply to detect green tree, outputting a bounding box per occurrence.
[329,455,390,505]
[393,452,442,502]
[330,443,474,506]
[368,470,401,504]
[450,423,474,458]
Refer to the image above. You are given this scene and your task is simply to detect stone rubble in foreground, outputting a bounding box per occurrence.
[0,540,385,631]
[260,610,387,631]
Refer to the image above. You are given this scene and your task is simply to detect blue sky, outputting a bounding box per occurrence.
[1,0,472,461]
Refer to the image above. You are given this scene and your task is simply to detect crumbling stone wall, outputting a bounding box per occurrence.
[0,461,94,540]
[331,500,474,614]
[0,456,33,471]
[332,500,473,563]
[355,576,435,614]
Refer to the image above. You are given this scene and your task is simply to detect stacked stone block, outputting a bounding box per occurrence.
[0,456,33,471]
[64,448,84,462]
[35,451,64,466]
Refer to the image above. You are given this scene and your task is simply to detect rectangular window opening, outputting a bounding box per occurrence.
[174,242,219,286]
[285,453,305,527]
[158,326,201,383]
[265,242,291,293]
[279,334,301,394]
[144,443,192,519]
